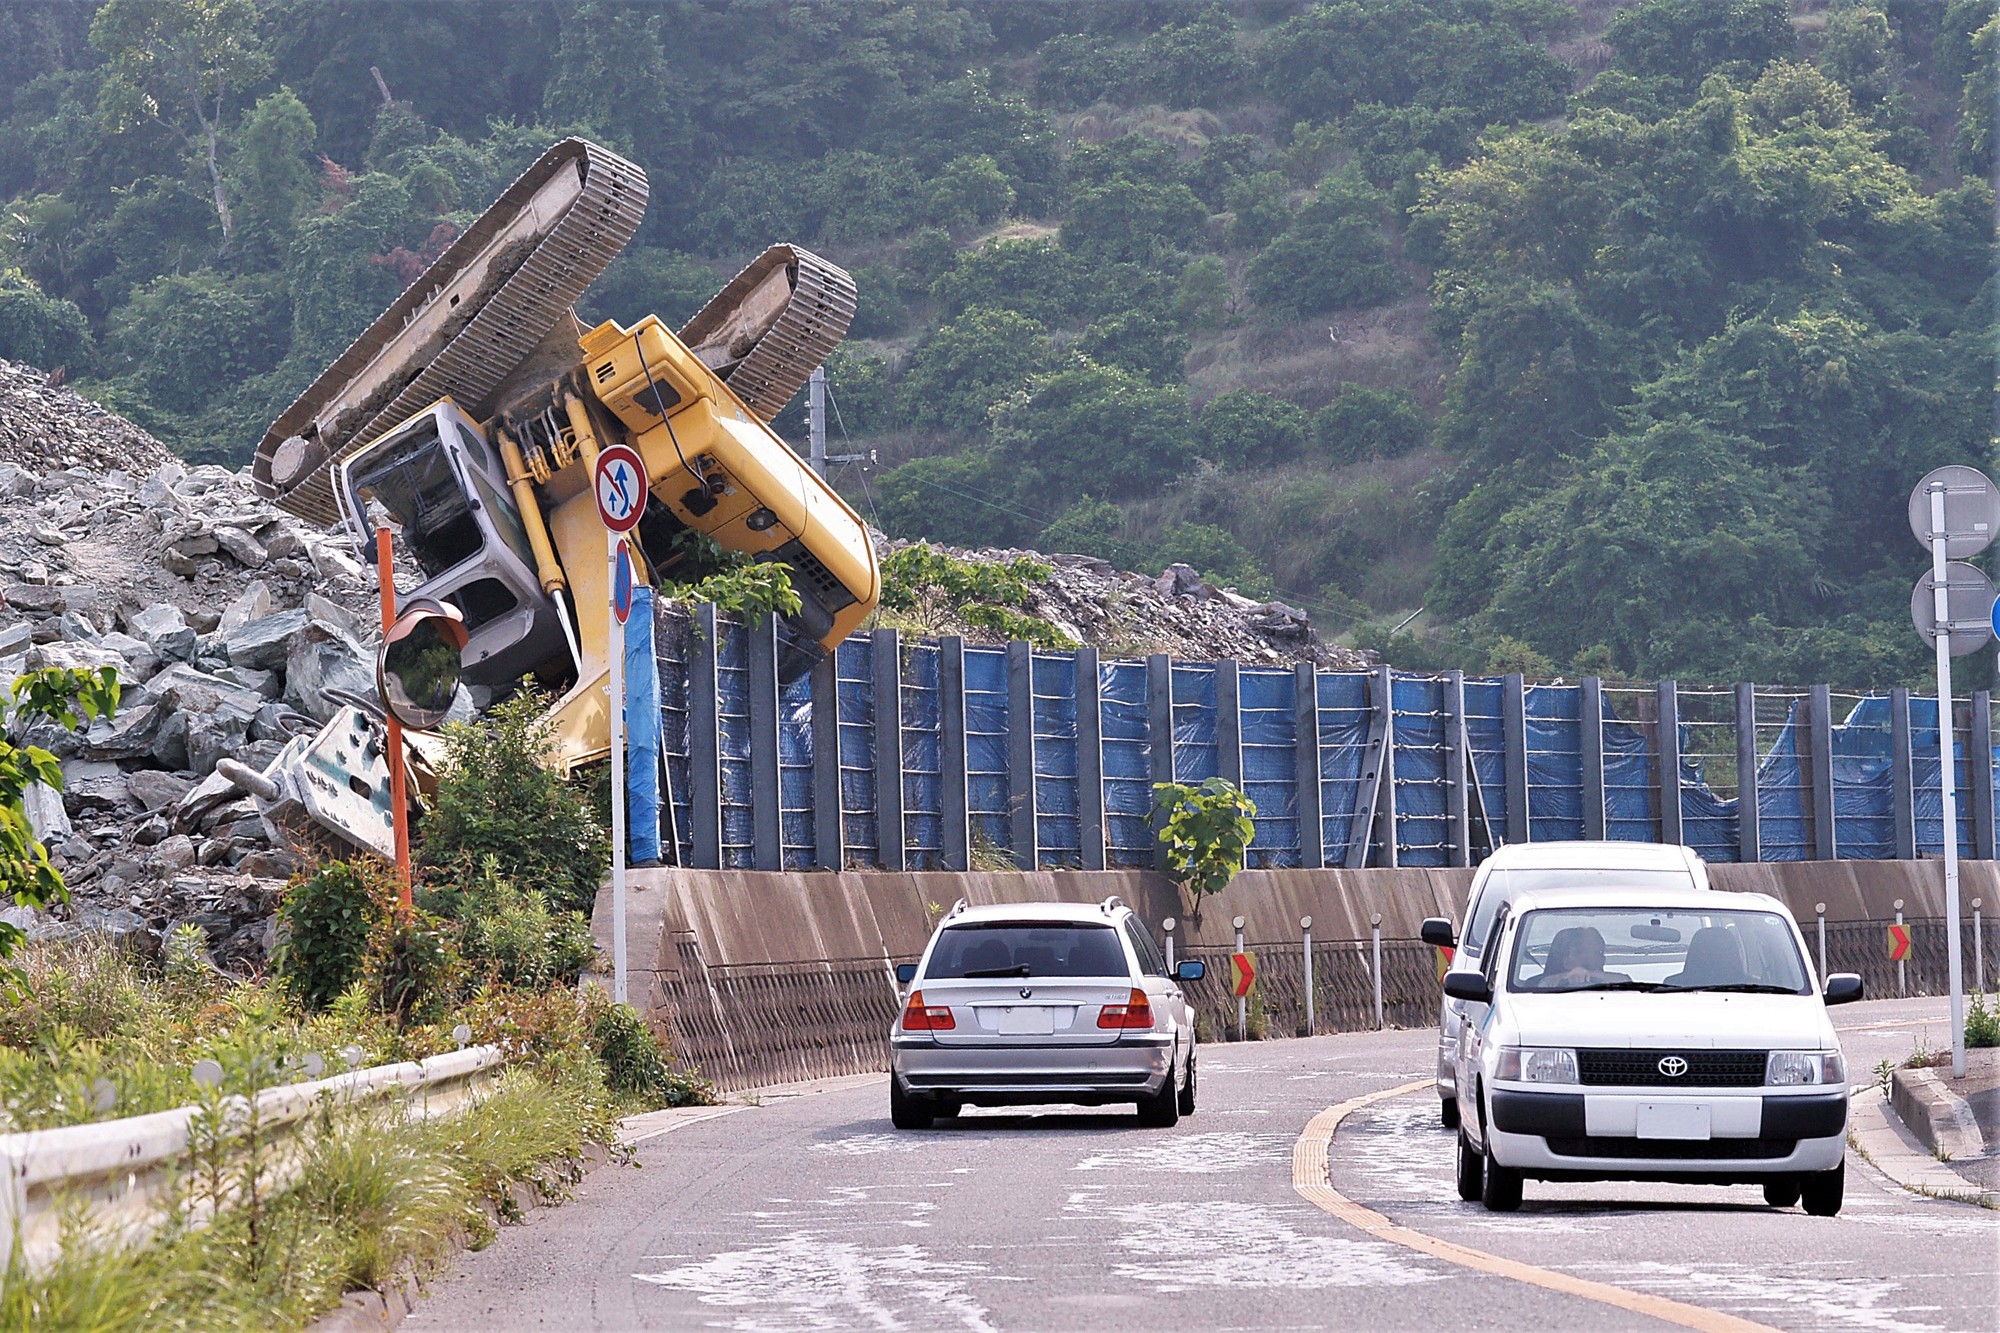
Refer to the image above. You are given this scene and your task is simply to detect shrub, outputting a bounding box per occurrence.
[0,269,91,369]
[419,693,609,917]
[1311,385,1429,464]
[275,862,389,1013]
[591,1001,711,1107]
[1153,778,1257,923]
[428,858,597,989]
[1198,389,1309,468]
[1968,991,2000,1049]
[362,908,464,1027]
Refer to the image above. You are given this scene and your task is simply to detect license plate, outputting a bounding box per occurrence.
[1635,1101,1711,1140]
[995,1007,1055,1035]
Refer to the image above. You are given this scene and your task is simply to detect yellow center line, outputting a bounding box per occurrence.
[1292,1079,1779,1333]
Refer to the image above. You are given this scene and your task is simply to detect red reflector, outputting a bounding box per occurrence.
[900,990,955,1031]
[1097,987,1155,1030]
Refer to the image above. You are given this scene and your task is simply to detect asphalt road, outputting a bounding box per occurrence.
[405,997,1998,1332]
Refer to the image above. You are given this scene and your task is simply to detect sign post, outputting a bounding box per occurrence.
[595,443,648,1007]
[1908,465,1998,1080]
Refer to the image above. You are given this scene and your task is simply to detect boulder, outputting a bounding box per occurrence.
[152,834,197,871]
[217,581,272,635]
[0,622,30,656]
[126,603,196,660]
[136,461,187,507]
[128,769,195,814]
[225,609,309,671]
[59,759,132,812]
[22,780,70,843]
[214,527,268,568]
[2,583,65,613]
[83,699,167,761]
[283,619,374,722]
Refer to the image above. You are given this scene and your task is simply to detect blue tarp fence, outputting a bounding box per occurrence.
[638,605,1996,872]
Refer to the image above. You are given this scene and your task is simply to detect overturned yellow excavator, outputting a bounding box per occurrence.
[253,139,877,769]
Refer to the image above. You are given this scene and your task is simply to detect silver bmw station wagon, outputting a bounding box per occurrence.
[888,898,1205,1129]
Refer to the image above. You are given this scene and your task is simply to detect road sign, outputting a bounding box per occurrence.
[1909,561,1996,656]
[593,443,648,533]
[1229,951,1256,998]
[1887,923,1911,962]
[1432,945,1455,981]
[611,539,635,626]
[1908,465,2000,558]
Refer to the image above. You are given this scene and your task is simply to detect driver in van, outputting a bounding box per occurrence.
[1534,926,1630,989]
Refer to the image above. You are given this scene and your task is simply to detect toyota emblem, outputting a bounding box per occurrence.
[1658,1055,1689,1078]
[1019,987,1033,999]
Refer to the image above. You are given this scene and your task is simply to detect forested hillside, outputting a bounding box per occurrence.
[0,0,1991,688]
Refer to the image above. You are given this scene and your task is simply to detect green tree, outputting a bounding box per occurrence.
[899,306,1053,432]
[0,269,90,368]
[542,0,691,170]
[104,269,289,418]
[1077,310,1188,385]
[2,667,120,974]
[225,89,320,268]
[1604,0,1793,91]
[90,0,273,251]
[874,451,1031,550]
[1246,172,1398,317]
[1311,385,1428,464]
[1152,777,1256,922]
[924,153,1015,231]
[1197,389,1308,468]
[991,361,1196,501]
[1134,5,1249,108]
[931,238,1082,325]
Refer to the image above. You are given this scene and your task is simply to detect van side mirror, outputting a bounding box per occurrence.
[1420,917,1456,950]
[1443,972,1492,1004]
[1175,960,1206,982]
[1822,973,1863,1006]
[895,963,918,985]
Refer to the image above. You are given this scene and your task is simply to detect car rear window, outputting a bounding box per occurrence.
[1463,868,1693,958]
[926,923,1130,979]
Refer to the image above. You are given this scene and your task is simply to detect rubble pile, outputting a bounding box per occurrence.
[881,539,1371,670]
[0,358,175,475]
[1,440,396,970]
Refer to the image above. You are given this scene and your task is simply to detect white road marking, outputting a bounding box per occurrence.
[1073,1131,1293,1174]
[1570,1260,1946,1333]
[1067,1196,1442,1292]
[634,1238,999,1332]
[811,1132,917,1156]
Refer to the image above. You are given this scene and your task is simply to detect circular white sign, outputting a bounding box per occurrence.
[1908,464,2000,558]
[594,444,648,533]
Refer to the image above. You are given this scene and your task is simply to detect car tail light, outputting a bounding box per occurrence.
[1098,988,1155,1030]
[900,990,955,1031]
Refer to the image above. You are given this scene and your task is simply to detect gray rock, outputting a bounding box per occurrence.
[217,581,271,634]
[152,834,197,870]
[52,610,100,641]
[59,760,131,812]
[3,583,65,613]
[126,603,196,660]
[171,531,218,558]
[269,557,305,578]
[161,548,197,579]
[237,850,296,880]
[214,527,268,567]
[0,462,35,497]
[304,592,365,641]
[284,619,374,723]
[75,907,152,954]
[23,780,70,843]
[128,769,195,813]
[185,606,221,633]
[133,814,170,846]
[252,702,315,743]
[0,622,29,655]
[137,461,187,507]
[225,609,308,671]
[84,700,166,760]
[197,839,232,867]
[199,797,260,834]
[172,769,239,831]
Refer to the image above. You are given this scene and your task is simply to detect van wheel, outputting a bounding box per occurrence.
[1800,1161,1844,1217]
[1763,1178,1801,1208]
[1137,1064,1180,1127]
[1455,1130,1483,1202]
[889,1079,932,1130]
[1440,1096,1460,1130]
[1176,1052,1197,1116]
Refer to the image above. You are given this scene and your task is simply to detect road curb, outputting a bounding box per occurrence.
[1848,1084,1999,1208]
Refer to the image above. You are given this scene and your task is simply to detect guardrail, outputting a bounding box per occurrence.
[0,1044,504,1275]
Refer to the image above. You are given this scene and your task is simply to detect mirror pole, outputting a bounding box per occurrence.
[377,526,413,910]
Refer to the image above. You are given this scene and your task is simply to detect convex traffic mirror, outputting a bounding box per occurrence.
[377,599,468,731]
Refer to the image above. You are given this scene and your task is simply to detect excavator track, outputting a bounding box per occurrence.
[678,245,857,423]
[254,138,648,524]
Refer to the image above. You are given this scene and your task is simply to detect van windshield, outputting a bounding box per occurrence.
[1507,907,1810,994]
[1463,868,1693,958]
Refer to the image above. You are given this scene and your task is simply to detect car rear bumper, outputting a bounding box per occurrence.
[890,1034,1173,1104]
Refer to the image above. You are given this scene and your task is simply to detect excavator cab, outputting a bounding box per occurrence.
[335,400,570,687]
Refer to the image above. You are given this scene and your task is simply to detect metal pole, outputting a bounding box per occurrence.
[374,526,412,911]
[1370,914,1384,1031]
[1162,917,1176,971]
[807,365,827,477]
[1974,898,1984,993]
[1302,915,1315,1037]
[608,531,627,1005]
[1815,902,1827,983]
[1235,915,1247,1041]
[1895,897,1906,1000]
[1929,481,1968,1077]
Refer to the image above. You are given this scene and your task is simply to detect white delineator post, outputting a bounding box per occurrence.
[1815,902,1827,983]
[1234,915,1248,1042]
[1301,915,1315,1037]
[1370,913,1384,1031]
[1162,917,1176,971]
[1975,898,1986,993]
[609,531,628,1006]
[1895,897,1907,1000]
[1930,479,1968,1078]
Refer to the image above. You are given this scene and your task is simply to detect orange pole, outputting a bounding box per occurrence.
[376,526,413,910]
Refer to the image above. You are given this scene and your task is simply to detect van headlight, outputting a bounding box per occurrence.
[1496,1046,1578,1083]
[1766,1051,1844,1086]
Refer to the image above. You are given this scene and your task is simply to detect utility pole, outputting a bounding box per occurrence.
[808,365,827,478]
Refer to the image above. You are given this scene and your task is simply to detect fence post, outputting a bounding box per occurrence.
[1895,898,1906,998]
[938,637,969,872]
[1216,659,1243,788]
[872,628,905,871]
[1444,670,1472,867]
[1736,683,1761,863]
[1808,685,1836,861]
[688,603,722,869]
[1815,902,1827,983]
[1007,640,1036,870]
[1502,673,1528,846]
[1374,666,1400,868]
[1370,913,1384,1031]
[1975,898,1985,992]
[1891,686,1916,859]
[1581,676,1606,840]
[1302,915,1314,1037]
[1077,646,1105,870]
[747,613,782,871]
[1162,916,1176,971]
[1295,663,1324,869]
[1234,915,1248,1041]
[1148,654,1174,873]
[1657,679,1683,846]
[811,649,842,870]
[1973,691,1994,861]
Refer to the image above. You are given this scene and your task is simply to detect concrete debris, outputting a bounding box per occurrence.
[877,539,1372,670]
[0,365,428,973]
